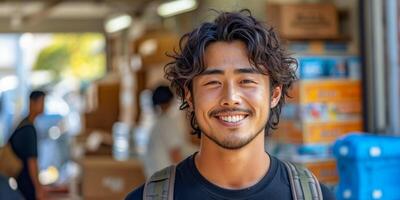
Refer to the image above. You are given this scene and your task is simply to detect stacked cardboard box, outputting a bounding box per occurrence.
[266,3,339,40]
[266,2,363,184]
[274,56,364,183]
[272,58,363,185]
[81,157,145,200]
[84,79,120,133]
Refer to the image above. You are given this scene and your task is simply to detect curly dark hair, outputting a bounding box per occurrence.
[165,9,297,138]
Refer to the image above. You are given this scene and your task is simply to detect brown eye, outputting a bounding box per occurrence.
[240,79,256,84]
[204,81,221,86]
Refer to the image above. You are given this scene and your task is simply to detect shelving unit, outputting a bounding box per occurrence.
[266,2,363,187]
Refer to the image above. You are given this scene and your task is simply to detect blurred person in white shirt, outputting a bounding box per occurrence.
[144,85,186,177]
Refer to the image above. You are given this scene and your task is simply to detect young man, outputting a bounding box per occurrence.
[127,10,335,199]
[9,91,46,200]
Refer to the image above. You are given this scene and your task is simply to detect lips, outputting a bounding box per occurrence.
[218,115,247,123]
[210,108,252,125]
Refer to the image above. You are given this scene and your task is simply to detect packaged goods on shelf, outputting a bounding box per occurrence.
[288,41,351,55]
[301,102,362,122]
[282,102,362,122]
[334,134,400,200]
[297,56,361,80]
[269,143,333,159]
[346,57,362,80]
[299,58,326,79]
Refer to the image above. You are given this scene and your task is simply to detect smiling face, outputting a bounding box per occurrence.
[187,41,282,150]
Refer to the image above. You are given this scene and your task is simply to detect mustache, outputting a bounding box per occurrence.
[209,108,252,117]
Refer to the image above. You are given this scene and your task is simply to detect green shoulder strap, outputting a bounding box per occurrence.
[143,165,176,200]
[282,160,323,200]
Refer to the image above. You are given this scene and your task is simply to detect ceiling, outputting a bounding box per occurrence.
[0,0,152,32]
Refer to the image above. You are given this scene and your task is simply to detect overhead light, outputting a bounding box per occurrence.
[105,14,132,33]
[157,0,198,18]
[139,39,158,56]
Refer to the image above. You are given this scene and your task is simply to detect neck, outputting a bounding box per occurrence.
[27,113,37,123]
[195,132,270,189]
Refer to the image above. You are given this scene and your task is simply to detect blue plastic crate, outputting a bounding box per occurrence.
[333,133,400,200]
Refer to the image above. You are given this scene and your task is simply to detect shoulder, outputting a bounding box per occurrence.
[10,124,35,142]
[125,184,144,200]
[125,155,192,200]
[14,125,36,137]
[14,119,35,133]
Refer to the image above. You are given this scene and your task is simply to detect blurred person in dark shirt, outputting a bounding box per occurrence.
[9,90,46,200]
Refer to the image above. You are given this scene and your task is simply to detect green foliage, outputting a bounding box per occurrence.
[33,33,106,81]
[34,45,70,75]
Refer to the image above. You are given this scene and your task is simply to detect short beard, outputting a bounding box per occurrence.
[201,126,266,150]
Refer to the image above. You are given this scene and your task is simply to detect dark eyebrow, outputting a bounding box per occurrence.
[200,69,224,75]
[234,68,259,74]
[199,67,260,76]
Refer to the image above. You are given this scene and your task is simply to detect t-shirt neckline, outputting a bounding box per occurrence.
[187,152,278,199]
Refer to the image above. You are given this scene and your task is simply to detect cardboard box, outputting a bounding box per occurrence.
[97,81,120,112]
[300,79,361,104]
[84,111,118,133]
[81,157,145,200]
[84,80,120,132]
[274,120,363,144]
[266,3,339,39]
[300,159,339,185]
[288,79,362,104]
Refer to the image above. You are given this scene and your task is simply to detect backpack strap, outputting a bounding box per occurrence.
[282,160,323,200]
[143,165,176,200]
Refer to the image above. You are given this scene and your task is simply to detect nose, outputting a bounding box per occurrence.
[220,81,241,106]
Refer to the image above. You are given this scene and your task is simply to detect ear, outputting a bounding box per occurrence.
[270,85,282,108]
[184,88,193,109]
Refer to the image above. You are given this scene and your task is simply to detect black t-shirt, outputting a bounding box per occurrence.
[126,153,335,200]
[9,117,38,200]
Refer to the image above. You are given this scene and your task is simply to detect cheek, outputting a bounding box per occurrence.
[193,86,220,105]
[243,88,271,119]
[243,88,270,103]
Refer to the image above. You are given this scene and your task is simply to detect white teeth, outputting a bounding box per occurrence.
[220,115,245,123]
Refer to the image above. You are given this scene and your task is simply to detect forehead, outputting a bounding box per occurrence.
[203,40,250,68]
[31,96,45,102]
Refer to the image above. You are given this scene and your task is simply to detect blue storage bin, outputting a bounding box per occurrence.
[333,133,400,200]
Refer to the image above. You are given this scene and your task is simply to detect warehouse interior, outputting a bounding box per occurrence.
[0,0,399,199]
